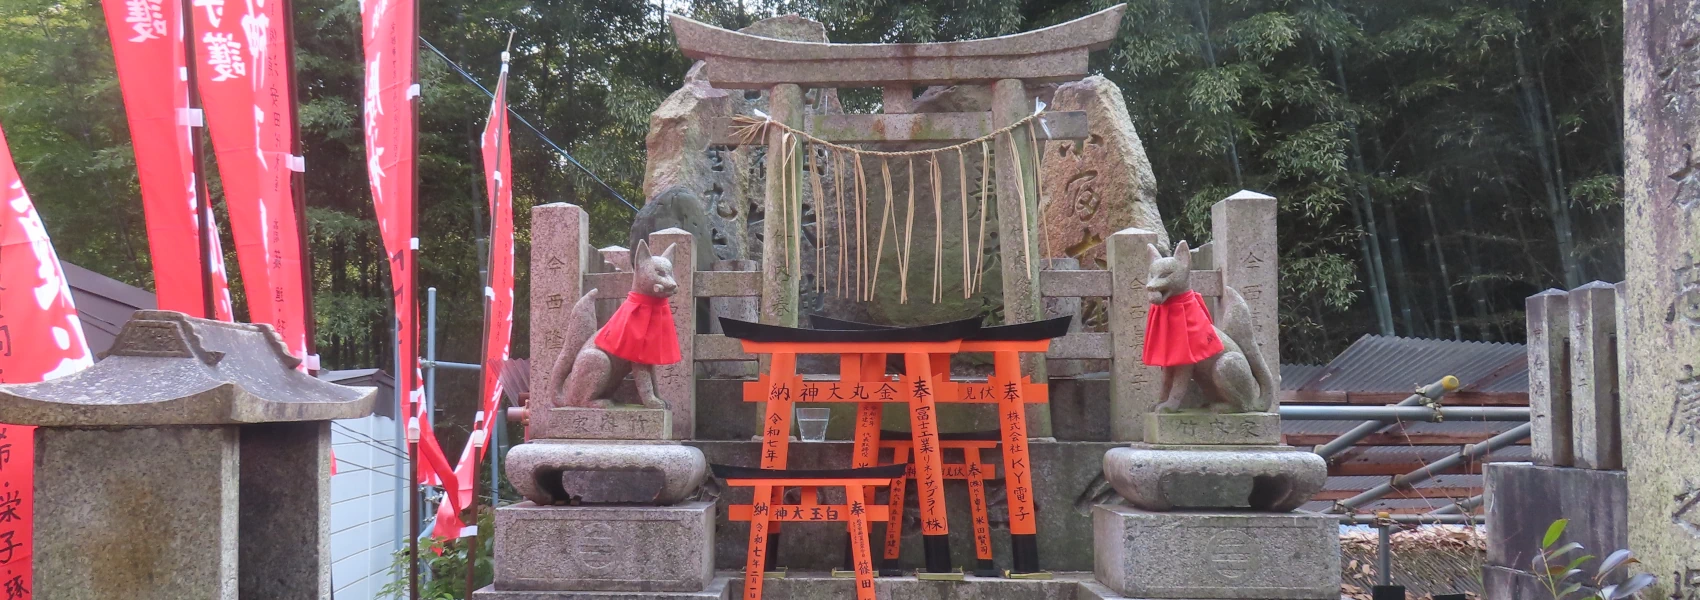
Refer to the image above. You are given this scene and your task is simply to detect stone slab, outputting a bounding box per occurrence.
[1567,281,1620,470]
[540,407,672,441]
[1525,289,1573,466]
[475,578,733,600]
[34,426,239,600]
[1211,193,1279,400]
[1078,579,1318,600]
[1622,0,1700,585]
[239,421,332,600]
[1107,228,1163,442]
[493,502,715,592]
[1102,445,1326,512]
[1092,506,1340,600]
[530,203,590,401]
[1144,412,1280,446]
[1484,463,1627,572]
[690,440,1120,573]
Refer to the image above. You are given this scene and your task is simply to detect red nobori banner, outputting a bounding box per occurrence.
[1,120,97,600]
[361,0,460,531]
[440,56,514,530]
[188,0,310,359]
[102,0,233,320]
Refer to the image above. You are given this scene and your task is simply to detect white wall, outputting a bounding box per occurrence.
[330,414,406,600]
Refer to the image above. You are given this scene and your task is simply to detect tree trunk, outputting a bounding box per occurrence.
[1512,20,1583,287]
[1327,45,1394,336]
[1423,197,1462,340]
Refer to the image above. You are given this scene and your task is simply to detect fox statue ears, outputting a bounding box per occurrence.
[630,239,680,270]
[1144,240,1192,269]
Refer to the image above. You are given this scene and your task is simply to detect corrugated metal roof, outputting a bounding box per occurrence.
[1292,335,1527,394]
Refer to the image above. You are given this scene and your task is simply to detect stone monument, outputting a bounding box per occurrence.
[479,223,722,599]
[0,311,375,600]
[1482,284,1631,598]
[1622,1,1700,595]
[1089,201,1336,600]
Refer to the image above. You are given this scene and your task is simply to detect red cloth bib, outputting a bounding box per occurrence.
[595,292,682,365]
[1142,290,1225,367]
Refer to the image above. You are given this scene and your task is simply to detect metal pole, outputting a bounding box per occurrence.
[1281,405,1529,421]
[1315,376,1459,459]
[1425,494,1484,516]
[1335,423,1532,512]
[181,0,217,320]
[1339,513,1482,525]
[1377,523,1392,587]
[420,359,483,371]
[427,287,438,419]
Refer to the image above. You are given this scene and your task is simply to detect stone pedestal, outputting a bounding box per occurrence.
[506,441,709,506]
[1103,412,1325,513]
[0,312,375,600]
[485,502,718,595]
[1093,506,1340,600]
[1483,463,1628,599]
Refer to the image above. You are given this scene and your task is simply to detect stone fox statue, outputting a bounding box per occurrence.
[546,239,681,409]
[1143,240,1276,413]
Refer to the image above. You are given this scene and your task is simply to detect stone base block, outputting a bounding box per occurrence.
[538,407,671,441]
[475,578,732,599]
[506,441,708,505]
[1145,412,1280,445]
[1484,463,1627,572]
[493,502,715,593]
[1102,445,1326,512]
[1093,506,1340,600]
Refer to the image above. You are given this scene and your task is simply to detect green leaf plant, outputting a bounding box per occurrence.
[1534,519,1657,600]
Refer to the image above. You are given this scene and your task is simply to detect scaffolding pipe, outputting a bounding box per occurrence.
[421,359,482,371]
[1333,423,1532,513]
[1424,494,1484,516]
[1281,405,1528,421]
[1315,376,1460,459]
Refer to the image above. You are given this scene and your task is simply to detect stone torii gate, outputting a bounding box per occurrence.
[669,5,1126,358]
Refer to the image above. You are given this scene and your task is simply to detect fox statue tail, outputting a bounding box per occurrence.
[1217,286,1277,412]
[544,289,600,406]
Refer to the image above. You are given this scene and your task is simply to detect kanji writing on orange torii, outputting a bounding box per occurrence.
[719,313,1070,585]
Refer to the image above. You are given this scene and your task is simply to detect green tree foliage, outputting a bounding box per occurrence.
[0,0,1622,422]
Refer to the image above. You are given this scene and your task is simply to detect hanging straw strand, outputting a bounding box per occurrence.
[872,158,894,302]
[835,149,847,298]
[974,140,991,294]
[809,145,826,293]
[732,111,1047,159]
[957,148,970,299]
[931,155,944,304]
[855,154,868,300]
[1028,122,1055,261]
[1004,130,1034,281]
[901,158,917,304]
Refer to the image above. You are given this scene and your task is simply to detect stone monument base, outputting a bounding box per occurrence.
[474,578,733,600]
[1093,506,1340,600]
[1482,463,1628,600]
[491,502,716,594]
[1102,444,1326,512]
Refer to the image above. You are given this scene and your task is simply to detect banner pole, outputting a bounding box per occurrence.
[281,0,317,370]
[180,0,216,320]
[408,0,423,596]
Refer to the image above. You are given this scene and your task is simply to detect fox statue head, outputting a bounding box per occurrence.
[1144,240,1192,305]
[630,239,680,298]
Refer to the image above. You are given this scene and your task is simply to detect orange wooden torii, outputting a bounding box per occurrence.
[724,315,1069,576]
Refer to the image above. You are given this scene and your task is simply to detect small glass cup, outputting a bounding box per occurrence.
[795,407,831,442]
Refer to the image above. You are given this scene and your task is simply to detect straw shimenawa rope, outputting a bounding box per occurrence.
[731,111,1048,158]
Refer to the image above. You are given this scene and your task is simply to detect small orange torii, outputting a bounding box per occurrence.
[722,315,1069,579]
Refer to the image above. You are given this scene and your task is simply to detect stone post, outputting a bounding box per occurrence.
[1624,2,1700,577]
[1526,288,1574,466]
[1042,258,1085,378]
[1210,191,1279,390]
[992,78,1051,437]
[650,228,697,440]
[530,203,589,402]
[0,312,375,600]
[707,259,758,378]
[760,84,804,331]
[1107,227,1162,442]
[1568,281,1620,470]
